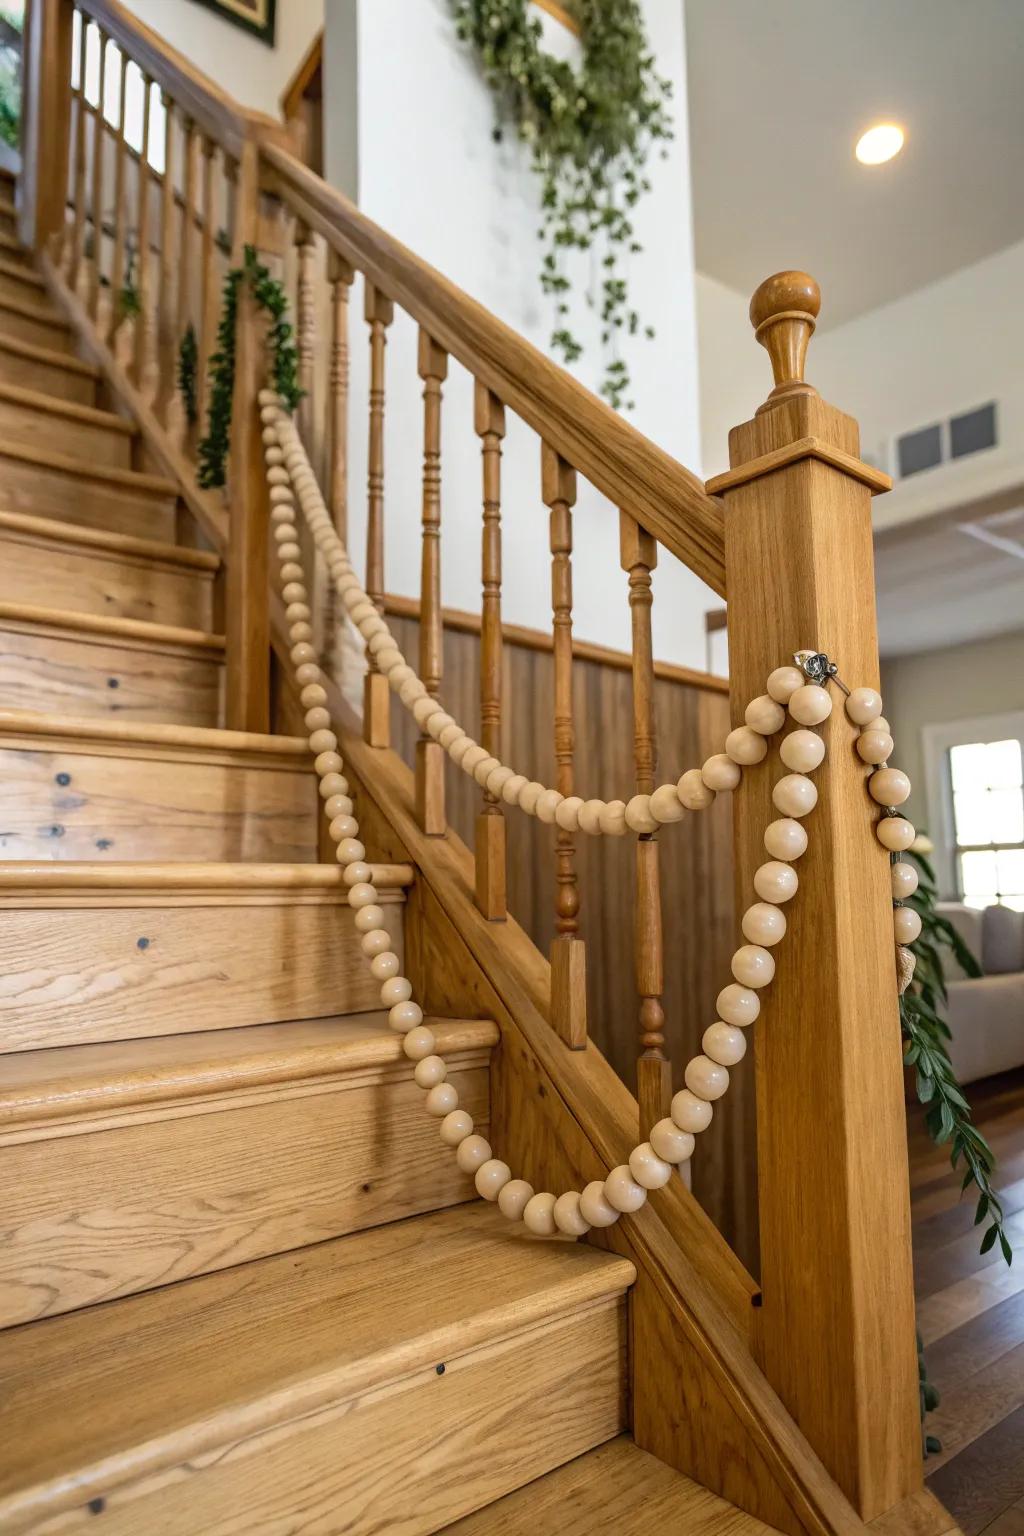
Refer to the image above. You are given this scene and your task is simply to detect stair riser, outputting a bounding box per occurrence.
[0,207,17,238]
[0,532,215,629]
[0,1058,489,1325]
[0,624,222,726]
[0,744,318,862]
[0,896,403,1052]
[0,301,75,354]
[15,1303,626,1535]
[0,269,47,311]
[0,456,177,539]
[0,396,132,467]
[0,235,31,267]
[0,346,96,404]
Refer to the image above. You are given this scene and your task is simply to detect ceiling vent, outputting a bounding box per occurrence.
[894,402,998,480]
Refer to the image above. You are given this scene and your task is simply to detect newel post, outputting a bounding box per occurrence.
[21,0,74,252]
[711,273,920,1517]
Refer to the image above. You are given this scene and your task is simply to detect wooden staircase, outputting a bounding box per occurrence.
[0,167,782,1532]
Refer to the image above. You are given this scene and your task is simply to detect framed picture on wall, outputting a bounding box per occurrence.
[188,0,276,46]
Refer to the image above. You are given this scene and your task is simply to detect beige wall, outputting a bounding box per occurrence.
[881,628,1024,894]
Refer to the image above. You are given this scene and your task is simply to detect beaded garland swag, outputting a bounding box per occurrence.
[259,388,928,1238]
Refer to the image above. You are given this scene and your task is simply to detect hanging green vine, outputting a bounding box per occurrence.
[196,245,303,490]
[177,323,198,425]
[118,238,141,323]
[451,0,672,410]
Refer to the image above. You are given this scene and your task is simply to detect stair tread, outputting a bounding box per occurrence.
[0,378,134,431]
[0,289,67,327]
[0,507,219,568]
[0,330,99,376]
[0,706,308,761]
[0,1204,635,1523]
[0,598,225,652]
[445,1436,780,1535]
[0,1012,500,1127]
[0,435,176,491]
[0,255,44,288]
[0,857,414,894]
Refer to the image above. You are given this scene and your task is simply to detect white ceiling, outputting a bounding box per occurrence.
[685,0,1024,328]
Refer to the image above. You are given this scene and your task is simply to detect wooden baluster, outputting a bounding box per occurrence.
[176,113,198,440]
[327,248,353,542]
[620,511,670,1135]
[542,443,586,1049]
[362,281,393,748]
[68,11,89,283]
[154,93,176,419]
[105,46,129,345]
[416,329,448,835]
[293,219,316,445]
[195,134,217,429]
[474,383,506,919]
[87,26,107,318]
[130,73,153,388]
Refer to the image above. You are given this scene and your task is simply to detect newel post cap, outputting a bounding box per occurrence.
[749,271,821,413]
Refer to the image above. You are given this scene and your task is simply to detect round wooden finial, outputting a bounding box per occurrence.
[749,271,821,410]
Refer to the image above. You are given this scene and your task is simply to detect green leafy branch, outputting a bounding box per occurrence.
[177,323,198,426]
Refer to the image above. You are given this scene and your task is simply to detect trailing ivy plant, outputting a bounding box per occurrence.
[177,323,198,425]
[118,238,141,324]
[451,0,672,410]
[196,245,303,490]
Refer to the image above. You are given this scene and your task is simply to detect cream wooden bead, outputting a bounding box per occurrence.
[330,817,359,843]
[414,1055,447,1089]
[281,563,304,584]
[390,1001,424,1032]
[670,1088,713,1134]
[684,1054,730,1101]
[780,729,825,773]
[404,1026,436,1060]
[425,1082,459,1117]
[625,794,658,834]
[315,752,343,778]
[649,783,685,824]
[788,684,832,726]
[891,862,919,900]
[894,906,923,944]
[279,543,301,563]
[399,678,427,708]
[360,929,392,958]
[439,724,463,751]
[555,796,584,832]
[726,726,768,766]
[677,768,715,811]
[473,757,501,788]
[440,1108,474,1145]
[283,582,306,604]
[628,1142,673,1190]
[344,860,372,887]
[291,641,316,666]
[291,622,314,644]
[519,781,544,815]
[745,694,787,735]
[487,765,517,799]
[703,1021,747,1066]
[857,730,894,766]
[767,666,804,704]
[877,816,915,852]
[348,882,379,909]
[604,1165,647,1213]
[846,687,883,726]
[413,695,442,727]
[650,1117,695,1163]
[297,663,321,687]
[456,1134,492,1174]
[764,817,808,862]
[772,774,818,818]
[536,788,563,825]
[741,902,787,946]
[448,736,476,766]
[731,943,776,988]
[498,1179,534,1220]
[381,976,413,1006]
[377,648,403,675]
[354,904,384,933]
[476,1159,512,1201]
[300,683,327,708]
[579,1179,621,1228]
[869,767,911,807]
[578,799,606,835]
[553,1191,591,1236]
[501,773,528,807]
[336,837,365,864]
[427,711,455,740]
[599,800,628,836]
[753,861,799,904]
[873,716,891,735]
[309,729,338,756]
[523,1192,558,1235]
[462,744,491,776]
[370,951,401,981]
[716,983,760,1027]
[702,754,741,792]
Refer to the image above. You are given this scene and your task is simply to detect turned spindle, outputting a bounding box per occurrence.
[87,27,108,319]
[363,280,394,748]
[416,328,448,836]
[749,269,821,414]
[474,383,506,920]
[69,13,89,287]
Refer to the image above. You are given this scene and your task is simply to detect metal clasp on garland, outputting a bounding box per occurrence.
[793,649,851,698]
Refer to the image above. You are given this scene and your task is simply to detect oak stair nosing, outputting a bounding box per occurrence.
[0,436,177,494]
[0,378,135,433]
[0,329,99,378]
[0,858,415,902]
[0,707,312,771]
[0,600,225,658]
[0,508,219,571]
[0,289,69,330]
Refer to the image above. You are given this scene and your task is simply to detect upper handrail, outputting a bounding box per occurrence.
[260,144,727,597]
[77,0,291,160]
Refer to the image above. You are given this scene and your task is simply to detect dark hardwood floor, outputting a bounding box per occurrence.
[910,1067,1024,1535]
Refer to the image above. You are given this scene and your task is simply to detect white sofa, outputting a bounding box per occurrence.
[936,902,1024,1085]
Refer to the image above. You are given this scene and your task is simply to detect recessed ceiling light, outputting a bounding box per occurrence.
[855,123,905,165]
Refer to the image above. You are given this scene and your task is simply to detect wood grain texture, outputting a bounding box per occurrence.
[0,861,408,1050]
[0,332,98,404]
[0,442,178,540]
[0,381,134,467]
[0,1014,496,1323]
[0,1202,633,1534]
[0,292,74,351]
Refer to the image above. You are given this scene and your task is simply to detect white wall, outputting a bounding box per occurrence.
[324,0,717,669]
[695,271,766,479]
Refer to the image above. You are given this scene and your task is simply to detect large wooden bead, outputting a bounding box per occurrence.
[519,781,544,815]
[703,1022,747,1066]
[857,730,894,766]
[670,1088,713,1134]
[628,1142,673,1190]
[498,1179,534,1220]
[336,837,365,864]
[473,757,502,789]
[677,767,715,811]
[425,1082,459,1117]
[403,1025,436,1060]
[891,862,919,899]
[625,794,658,834]
[414,1055,447,1089]
[456,1134,492,1174]
[578,799,606,836]
[390,1001,423,1032]
[553,1191,591,1236]
[344,861,371,889]
[650,1117,696,1162]
[788,684,832,726]
[300,683,327,708]
[772,774,818,818]
[869,767,911,807]
[354,905,384,933]
[523,1192,558,1235]
[873,716,891,735]
[716,983,760,1027]
[315,752,343,778]
[764,817,808,862]
[475,1159,512,1201]
[731,944,776,988]
[702,754,741,792]
[370,951,401,981]
[726,726,768,766]
[745,695,787,735]
[381,976,413,1006]
[501,774,528,806]
[877,816,915,852]
[604,1165,648,1213]
[753,861,799,904]
[894,906,923,944]
[579,1180,620,1228]
[766,666,804,704]
[360,928,392,959]
[535,788,563,825]
[309,729,339,756]
[440,1109,474,1145]
[555,796,583,832]
[846,687,883,726]
[741,902,787,946]
[348,882,379,909]
[780,729,825,773]
[649,784,685,824]
[684,1054,730,1101]
[599,800,628,836]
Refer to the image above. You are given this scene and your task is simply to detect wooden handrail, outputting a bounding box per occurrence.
[259,144,727,597]
[76,0,290,159]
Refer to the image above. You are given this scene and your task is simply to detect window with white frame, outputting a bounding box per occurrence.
[922,711,1024,908]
